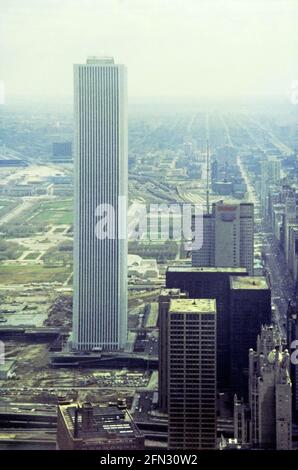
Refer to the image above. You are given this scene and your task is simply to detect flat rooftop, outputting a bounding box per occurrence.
[86,56,114,64]
[230,276,269,290]
[169,298,216,314]
[159,288,181,297]
[213,200,253,207]
[60,403,143,440]
[167,266,247,274]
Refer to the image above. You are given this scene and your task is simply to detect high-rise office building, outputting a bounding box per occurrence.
[166,266,247,389]
[287,299,298,424]
[73,57,127,350]
[284,189,297,264]
[260,157,281,213]
[158,288,188,413]
[249,325,292,450]
[192,201,254,275]
[230,276,271,397]
[168,298,217,450]
[184,141,193,157]
[287,225,298,282]
[233,395,249,447]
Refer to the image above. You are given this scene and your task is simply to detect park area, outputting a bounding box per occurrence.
[29,199,73,225]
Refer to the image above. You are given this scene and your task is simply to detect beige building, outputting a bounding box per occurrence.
[192,201,254,275]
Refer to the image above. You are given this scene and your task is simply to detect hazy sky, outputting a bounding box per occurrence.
[0,0,297,101]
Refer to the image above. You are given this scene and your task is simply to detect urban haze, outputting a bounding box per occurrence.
[0,0,298,457]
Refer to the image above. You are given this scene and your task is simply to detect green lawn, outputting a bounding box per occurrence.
[0,264,72,285]
[0,199,18,218]
[23,252,41,260]
[31,210,73,225]
[29,199,73,225]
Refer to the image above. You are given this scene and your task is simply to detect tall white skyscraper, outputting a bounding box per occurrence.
[73,56,127,351]
[192,201,254,275]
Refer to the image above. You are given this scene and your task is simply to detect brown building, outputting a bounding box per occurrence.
[57,401,144,450]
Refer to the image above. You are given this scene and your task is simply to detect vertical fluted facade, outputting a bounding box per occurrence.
[73,57,127,350]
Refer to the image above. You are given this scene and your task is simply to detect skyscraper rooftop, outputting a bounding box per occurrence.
[230,276,269,290]
[169,298,216,314]
[167,266,247,274]
[86,56,115,64]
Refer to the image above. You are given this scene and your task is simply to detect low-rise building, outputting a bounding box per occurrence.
[128,255,159,279]
[57,402,144,450]
[0,359,16,380]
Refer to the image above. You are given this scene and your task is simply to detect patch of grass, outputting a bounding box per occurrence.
[0,199,19,218]
[14,199,74,227]
[40,200,73,211]
[30,209,73,225]
[23,252,40,260]
[0,265,72,285]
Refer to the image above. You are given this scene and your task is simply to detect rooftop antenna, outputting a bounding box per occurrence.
[206,139,210,214]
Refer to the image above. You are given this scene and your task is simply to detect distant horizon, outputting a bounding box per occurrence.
[1,91,296,110]
[1,0,297,101]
